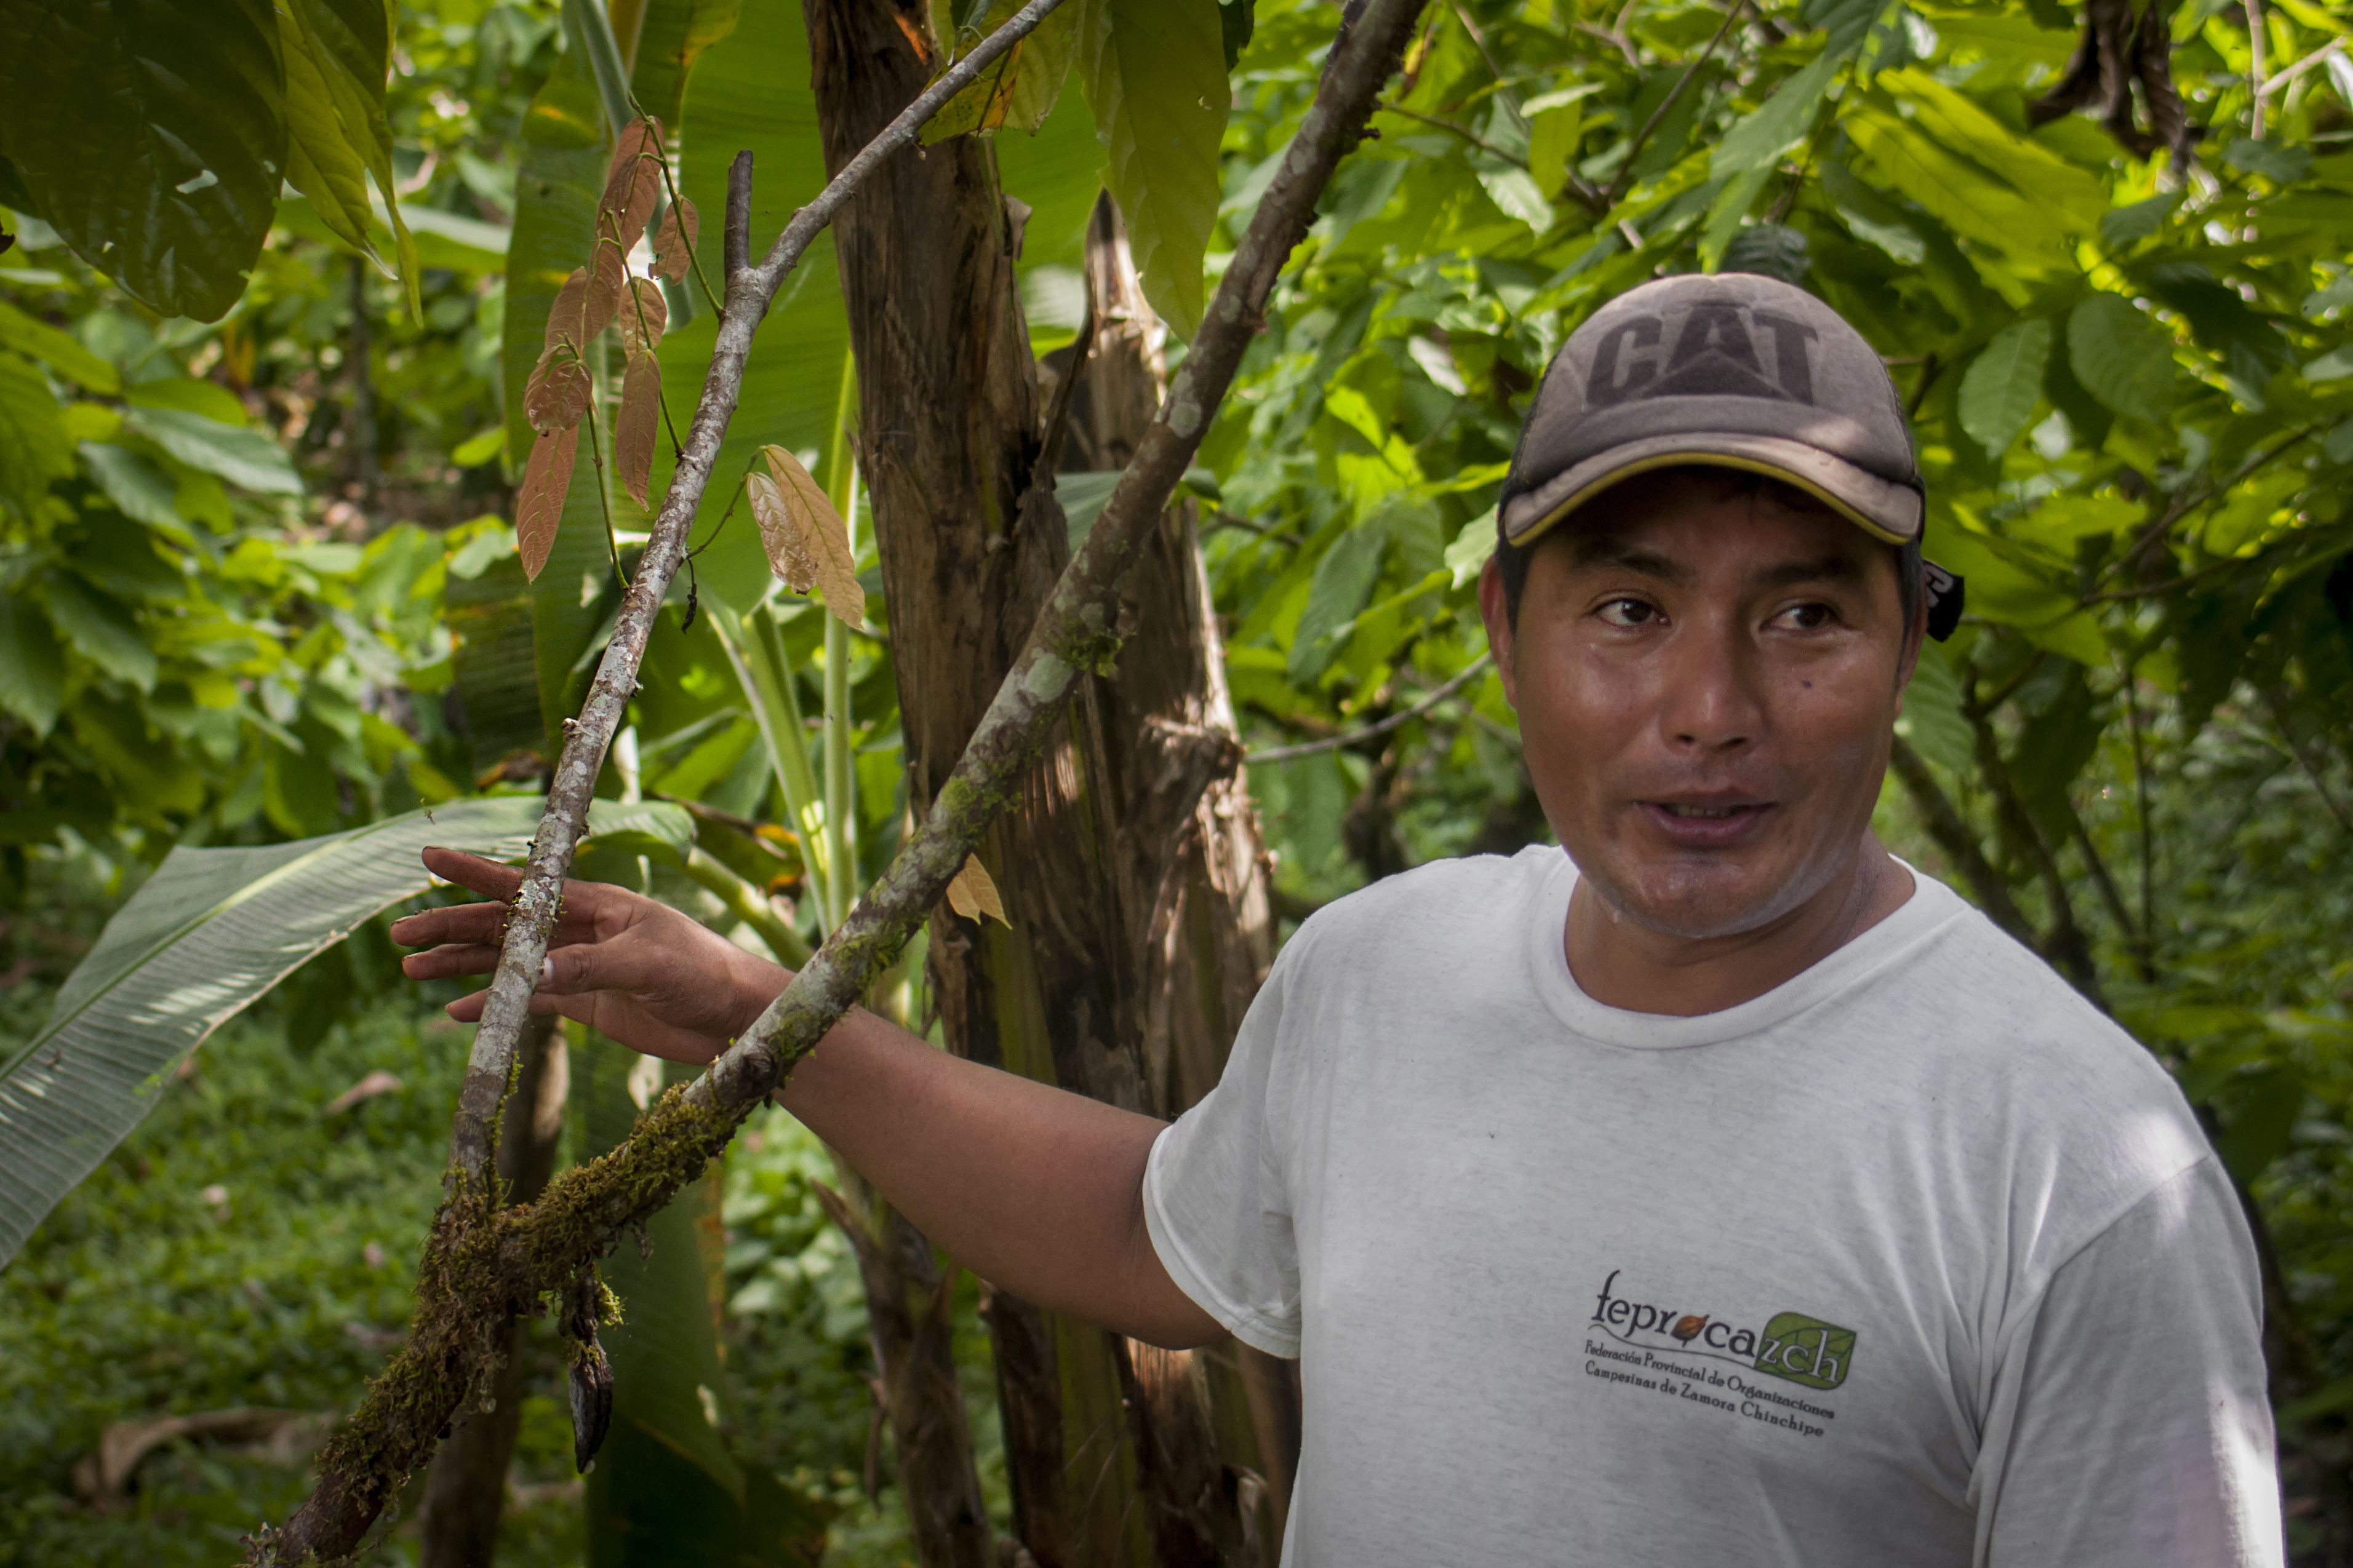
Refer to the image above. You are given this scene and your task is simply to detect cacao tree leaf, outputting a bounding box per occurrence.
[2069,292,2176,422]
[1896,639,1975,776]
[1844,106,2065,268]
[0,300,121,394]
[0,352,74,520]
[118,406,303,495]
[503,52,605,466]
[620,277,669,354]
[652,196,700,282]
[599,115,666,258]
[617,353,663,507]
[0,798,682,1268]
[946,854,1010,925]
[1711,0,1876,178]
[0,0,286,320]
[44,576,157,692]
[519,426,580,580]
[627,0,743,128]
[752,444,865,629]
[0,590,66,734]
[925,0,1029,143]
[1959,319,2051,457]
[1288,524,1384,683]
[1078,0,1228,337]
[525,351,593,432]
[547,266,592,349]
[277,0,418,316]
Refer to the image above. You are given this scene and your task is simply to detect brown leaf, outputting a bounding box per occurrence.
[517,425,578,581]
[754,444,866,629]
[618,277,668,354]
[522,348,591,433]
[583,241,626,343]
[545,267,590,349]
[523,349,591,434]
[616,352,661,508]
[945,855,1009,926]
[599,116,666,257]
[652,196,700,282]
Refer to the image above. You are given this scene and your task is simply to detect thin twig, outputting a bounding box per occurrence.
[1376,101,1522,162]
[1247,653,1493,762]
[2093,425,2319,593]
[1600,0,1746,207]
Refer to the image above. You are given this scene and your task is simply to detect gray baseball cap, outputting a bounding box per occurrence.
[1498,273,1925,547]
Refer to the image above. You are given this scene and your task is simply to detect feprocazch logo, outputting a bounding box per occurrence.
[1589,1270,1858,1391]
[1751,1311,1855,1392]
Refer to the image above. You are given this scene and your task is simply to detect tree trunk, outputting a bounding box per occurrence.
[802,3,1295,1558]
[419,1014,568,1567]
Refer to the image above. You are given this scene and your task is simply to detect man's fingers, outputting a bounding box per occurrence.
[421,846,527,899]
[403,942,503,981]
[390,900,509,950]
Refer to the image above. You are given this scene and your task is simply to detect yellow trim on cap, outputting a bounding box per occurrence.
[1511,451,1914,547]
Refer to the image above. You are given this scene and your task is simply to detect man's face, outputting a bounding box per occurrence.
[1480,470,1921,941]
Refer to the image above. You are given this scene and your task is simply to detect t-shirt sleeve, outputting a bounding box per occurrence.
[1973,1155,2282,1567]
[1142,948,1304,1359]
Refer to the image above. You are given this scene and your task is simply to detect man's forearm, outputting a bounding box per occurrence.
[748,973,1221,1349]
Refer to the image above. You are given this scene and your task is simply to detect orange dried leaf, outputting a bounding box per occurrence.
[652,197,700,283]
[616,352,661,509]
[599,117,666,257]
[619,277,668,354]
[545,268,589,349]
[755,444,865,630]
[517,426,578,581]
[945,855,1009,926]
[522,349,591,433]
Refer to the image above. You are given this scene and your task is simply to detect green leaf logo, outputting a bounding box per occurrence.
[1754,1313,1857,1391]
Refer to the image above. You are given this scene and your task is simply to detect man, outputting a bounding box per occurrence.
[399,274,2282,1564]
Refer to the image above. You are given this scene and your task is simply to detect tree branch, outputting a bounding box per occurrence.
[242,2,1420,1559]
[1247,653,1493,762]
[1885,736,2037,948]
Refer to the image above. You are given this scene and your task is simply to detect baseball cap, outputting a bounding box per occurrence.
[1498,273,1925,549]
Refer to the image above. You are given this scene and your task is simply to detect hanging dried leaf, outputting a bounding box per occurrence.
[746,471,817,588]
[517,425,578,581]
[522,349,591,433]
[545,267,589,349]
[945,854,1009,926]
[615,352,661,508]
[618,277,668,354]
[599,116,666,256]
[754,443,866,629]
[652,196,700,283]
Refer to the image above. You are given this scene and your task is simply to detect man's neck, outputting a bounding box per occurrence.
[1564,836,1915,1017]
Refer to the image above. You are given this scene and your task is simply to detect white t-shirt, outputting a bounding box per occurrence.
[1144,846,2280,1567]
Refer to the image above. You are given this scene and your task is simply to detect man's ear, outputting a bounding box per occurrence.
[1479,555,1520,710]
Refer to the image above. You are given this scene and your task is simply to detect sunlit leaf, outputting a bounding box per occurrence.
[1958,319,2051,457]
[946,854,1010,925]
[753,444,864,630]
[1078,0,1227,336]
[2069,293,2176,422]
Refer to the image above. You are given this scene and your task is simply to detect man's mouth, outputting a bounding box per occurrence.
[1636,797,1772,844]
[1656,803,1752,819]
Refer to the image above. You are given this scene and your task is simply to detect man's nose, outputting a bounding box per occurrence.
[1655,616,1762,752]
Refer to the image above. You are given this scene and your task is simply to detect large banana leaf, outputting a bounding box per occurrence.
[0,797,692,1267]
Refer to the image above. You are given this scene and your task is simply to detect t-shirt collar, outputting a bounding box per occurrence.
[1520,845,1965,1049]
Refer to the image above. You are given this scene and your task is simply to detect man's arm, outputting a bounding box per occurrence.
[394,847,1223,1350]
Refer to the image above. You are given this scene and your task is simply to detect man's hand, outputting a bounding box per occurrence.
[393,846,787,1064]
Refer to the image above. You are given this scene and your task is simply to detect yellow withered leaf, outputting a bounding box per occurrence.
[751,443,865,630]
[945,854,1009,926]
[615,352,661,509]
[652,196,699,283]
[517,425,578,581]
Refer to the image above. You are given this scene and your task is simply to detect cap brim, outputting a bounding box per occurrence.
[1503,433,1924,547]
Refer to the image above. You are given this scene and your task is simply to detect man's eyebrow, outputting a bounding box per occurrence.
[1570,541,1688,582]
[1751,554,1866,589]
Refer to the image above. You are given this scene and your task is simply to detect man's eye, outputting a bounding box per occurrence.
[1776,602,1836,631]
[1596,598,1658,628]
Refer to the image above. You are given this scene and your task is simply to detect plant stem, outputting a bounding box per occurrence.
[821,354,860,933]
[1248,652,1492,762]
